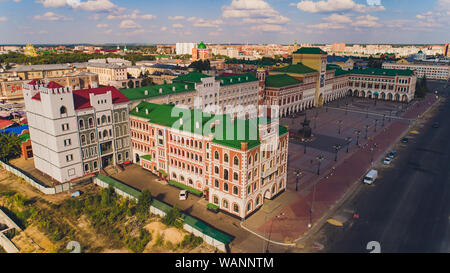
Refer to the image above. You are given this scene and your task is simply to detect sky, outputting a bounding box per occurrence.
[0,0,449,44]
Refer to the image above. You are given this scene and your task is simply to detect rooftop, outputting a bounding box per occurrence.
[346,68,415,77]
[73,86,130,110]
[172,72,212,83]
[11,63,87,72]
[120,82,196,101]
[270,62,317,75]
[265,74,303,88]
[216,73,258,86]
[293,47,327,55]
[129,102,288,149]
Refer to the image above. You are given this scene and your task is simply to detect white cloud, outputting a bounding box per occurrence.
[160,26,167,31]
[323,13,352,23]
[296,0,385,13]
[353,14,381,27]
[107,10,155,20]
[307,22,345,29]
[36,0,67,8]
[0,17,7,22]
[186,17,223,28]
[119,19,141,29]
[168,16,185,20]
[251,24,284,32]
[103,29,112,34]
[172,23,183,28]
[33,11,72,21]
[96,23,108,28]
[222,0,290,25]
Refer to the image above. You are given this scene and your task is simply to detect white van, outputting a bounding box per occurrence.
[363,169,378,184]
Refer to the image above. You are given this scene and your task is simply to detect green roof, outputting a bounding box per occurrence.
[120,82,195,101]
[271,62,317,74]
[265,74,303,88]
[141,154,151,161]
[198,41,207,49]
[216,73,258,86]
[184,215,232,245]
[346,68,414,77]
[172,72,212,83]
[129,102,288,149]
[293,47,327,55]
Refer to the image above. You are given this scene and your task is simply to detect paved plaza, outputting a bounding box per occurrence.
[242,92,439,249]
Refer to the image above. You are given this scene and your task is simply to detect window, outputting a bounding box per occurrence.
[214,151,219,160]
[234,172,239,181]
[224,169,229,180]
[247,203,252,212]
[233,204,239,213]
[213,196,219,205]
[233,186,238,195]
[101,115,107,124]
[223,199,229,209]
[90,132,95,142]
[84,164,89,172]
[214,179,219,188]
[80,135,86,145]
[60,106,67,116]
[66,154,73,162]
[64,138,71,146]
[224,153,229,163]
[248,156,252,165]
[79,120,84,130]
[62,123,69,131]
[223,183,229,192]
[234,156,239,166]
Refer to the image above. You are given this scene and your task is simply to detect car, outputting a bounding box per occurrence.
[179,190,187,201]
[401,138,409,143]
[432,122,440,128]
[383,157,392,165]
[387,151,397,159]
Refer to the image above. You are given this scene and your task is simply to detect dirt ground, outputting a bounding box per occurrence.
[0,165,215,253]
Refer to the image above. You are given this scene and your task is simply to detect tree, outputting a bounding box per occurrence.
[127,80,134,89]
[162,204,180,227]
[136,189,152,218]
[0,133,22,162]
[189,60,211,71]
[100,186,115,207]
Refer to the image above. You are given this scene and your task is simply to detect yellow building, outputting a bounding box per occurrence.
[24,44,37,57]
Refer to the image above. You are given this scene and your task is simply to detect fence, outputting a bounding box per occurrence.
[0,209,21,253]
[0,160,71,195]
[95,174,232,252]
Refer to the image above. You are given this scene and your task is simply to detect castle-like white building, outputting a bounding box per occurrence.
[23,80,132,183]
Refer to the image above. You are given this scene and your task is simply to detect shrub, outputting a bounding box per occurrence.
[180,233,203,249]
[168,180,203,197]
[207,203,219,212]
[162,204,180,227]
[124,228,151,253]
[154,232,164,247]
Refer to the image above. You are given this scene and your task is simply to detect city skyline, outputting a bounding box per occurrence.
[0,0,449,44]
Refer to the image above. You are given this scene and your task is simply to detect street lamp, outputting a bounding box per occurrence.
[345,137,352,153]
[338,120,343,135]
[263,212,286,253]
[333,144,342,162]
[294,170,302,192]
[354,129,361,146]
[365,124,369,139]
[303,141,307,154]
[316,155,325,175]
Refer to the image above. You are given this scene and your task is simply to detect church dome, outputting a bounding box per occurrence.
[198,41,207,49]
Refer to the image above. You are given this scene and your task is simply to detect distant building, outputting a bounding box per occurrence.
[23,80,131,183]
[326,56,354,70]
[176,43,197,55]
[10,63,88,81]
[382,59,449,81]
[86,63,128,87]
[192,42,212,61]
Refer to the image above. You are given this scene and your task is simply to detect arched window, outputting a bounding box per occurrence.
[233,156,239,166]
[101,115,107,124]
[255,153,258,162]
[158,130,163,136]
[214,151,219,160]
[248,156,252,165]
[118,154,122,161]
[224,169,229,180]
[81,135,86,145]
[60,106,67,116]
[103,130,108,138]
[247,202,252,212]
[93,161,98,170]
[84,164,89,172]
[214,179,219,188]
[256,196,261,205]
[223,182,229,192]
[188,179,193,185]
[79,119,84,130]
[233,186,238,195]
[223,199,229,209]
[90,132,95,142]
[213,196,219,205]
[233,204,239,213]
[172,173,177,179]
[234,172,239,181]
[224,153,229,163]
[88,118,93,127]
[114,113,118,122]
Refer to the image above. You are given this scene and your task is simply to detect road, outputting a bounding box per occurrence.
[311,81,450,253]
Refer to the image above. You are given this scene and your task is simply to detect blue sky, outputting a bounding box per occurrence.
[0,0,449,44]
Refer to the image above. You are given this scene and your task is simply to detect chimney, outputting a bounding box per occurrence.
[241,142,248,151]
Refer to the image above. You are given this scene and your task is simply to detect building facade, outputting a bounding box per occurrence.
[382,61,449,81]
[23,80,132,183]
[130,102,288,219]
[86,63,128,86]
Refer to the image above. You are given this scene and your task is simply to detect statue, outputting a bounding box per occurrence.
[298,114,312,139]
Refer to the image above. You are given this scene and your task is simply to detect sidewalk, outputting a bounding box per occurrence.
[242,94,439,246]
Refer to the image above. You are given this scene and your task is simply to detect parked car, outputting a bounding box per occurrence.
[401,138,409,143]
[383,157,392,165]
[432,122,440,128]
[387,151,397,159]
[179,190,187,201]
[363,169,378,185]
